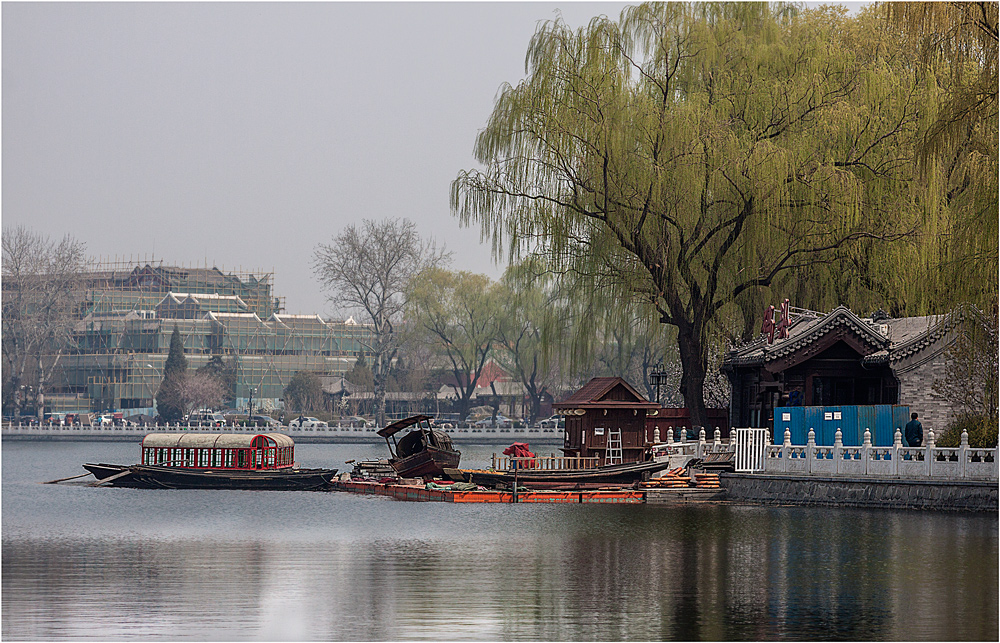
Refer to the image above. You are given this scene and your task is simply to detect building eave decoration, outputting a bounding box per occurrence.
[725,306,890,369]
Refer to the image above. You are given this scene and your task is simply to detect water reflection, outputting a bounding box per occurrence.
[2,441,997,640]
[4,503,997,641]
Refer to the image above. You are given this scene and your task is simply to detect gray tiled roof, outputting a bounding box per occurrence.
[724,306,958,368]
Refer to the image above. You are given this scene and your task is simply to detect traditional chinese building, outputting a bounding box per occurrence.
[554,377,660,464]
[722,304,989,437]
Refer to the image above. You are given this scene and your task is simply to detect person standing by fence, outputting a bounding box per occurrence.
[905,412,923,447]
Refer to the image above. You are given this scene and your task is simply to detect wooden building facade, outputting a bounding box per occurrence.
[554,377,660,465]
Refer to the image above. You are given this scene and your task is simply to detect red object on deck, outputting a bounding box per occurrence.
[503,443,535,458]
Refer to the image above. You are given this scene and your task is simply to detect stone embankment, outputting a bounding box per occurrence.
[722,426,998,512]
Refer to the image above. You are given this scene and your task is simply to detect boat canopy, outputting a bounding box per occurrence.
[141,433,294,449]
[377,414,434,438]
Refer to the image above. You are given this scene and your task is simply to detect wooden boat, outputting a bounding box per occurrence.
[83,432,337,490]
[448,458,674,490]
[377,415,460,479]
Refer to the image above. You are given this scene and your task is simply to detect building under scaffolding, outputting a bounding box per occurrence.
[43,259,374,415]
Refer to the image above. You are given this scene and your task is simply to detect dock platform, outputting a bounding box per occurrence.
[333,480,645,503]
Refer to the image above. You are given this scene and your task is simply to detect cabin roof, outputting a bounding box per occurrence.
[553,377,659,409]
[377,414,434,437]
[141,432,294,449]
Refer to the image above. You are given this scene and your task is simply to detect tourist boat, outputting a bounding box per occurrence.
[83,432,337,490]
[377,414,461,479]
[448,458,674,490]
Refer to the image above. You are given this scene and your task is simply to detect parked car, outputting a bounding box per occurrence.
[538,415,565,430]
[247,414,281,427]
[288,416,328,429]
[187,411,226,427]
[475,415,512,428]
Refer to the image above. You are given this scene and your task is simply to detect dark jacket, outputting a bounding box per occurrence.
[905,419,923,447]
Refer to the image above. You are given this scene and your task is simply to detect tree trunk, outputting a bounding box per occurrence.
[675,322,710,429]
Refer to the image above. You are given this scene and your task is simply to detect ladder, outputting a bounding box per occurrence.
[606,428,623,465]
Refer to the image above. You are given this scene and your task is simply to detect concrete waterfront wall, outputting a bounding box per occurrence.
[720,472,998,512]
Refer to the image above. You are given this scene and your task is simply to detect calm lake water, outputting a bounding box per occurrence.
[3,439,997,641]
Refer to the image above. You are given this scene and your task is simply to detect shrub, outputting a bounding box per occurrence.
[935,413,999,448]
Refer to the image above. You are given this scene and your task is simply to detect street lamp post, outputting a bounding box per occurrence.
[648,362,668,407]
[248,388,256,423]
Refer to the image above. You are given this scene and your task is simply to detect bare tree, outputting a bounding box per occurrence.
[2,226,89,419]
[313,218,447,426]
[177,372,226,417]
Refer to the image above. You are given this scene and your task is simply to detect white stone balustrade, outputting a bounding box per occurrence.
[763,426,998,481]
[658,426,730,459]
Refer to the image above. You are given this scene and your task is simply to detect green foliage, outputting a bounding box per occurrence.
[156,325,188,422]
[935,413,999,449]
[453,3,926,425]
[163,325,188,377]
[492,266,564,423]
[407,268,503,419]
[345,353,374,389]
[283,371,324,414]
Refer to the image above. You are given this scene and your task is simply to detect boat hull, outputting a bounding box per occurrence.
[391,446,461,479]
[455,459,673,490]
[83,463,337,490]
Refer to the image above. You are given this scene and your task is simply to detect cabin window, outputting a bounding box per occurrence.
[238,449,249,468]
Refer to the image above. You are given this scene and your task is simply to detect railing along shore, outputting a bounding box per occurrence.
[763,427,998,481]
[0,422,564,440]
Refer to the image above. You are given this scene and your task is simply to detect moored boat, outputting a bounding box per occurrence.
[448,458,674,490]
[377,415,461,479]
[83,432,337,490]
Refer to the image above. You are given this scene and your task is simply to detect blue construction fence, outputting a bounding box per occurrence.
[774,405,912,447]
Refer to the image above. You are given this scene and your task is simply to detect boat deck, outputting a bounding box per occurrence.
[332,479,645,503]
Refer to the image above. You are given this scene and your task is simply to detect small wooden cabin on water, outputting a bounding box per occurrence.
[140,433,295,470]
[555,377,660,465]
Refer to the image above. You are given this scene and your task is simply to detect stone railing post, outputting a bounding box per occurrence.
[698,427,706,458]
[666,427,674,446]
[893,428,902,476]
[782,428,791,473]
[807,428,816,474]
[862,428,872,475]
[834,428,844,474]
[959,428,969,478]
[927,429,936,477]
[680,427,687,444]
[653,427,660,444]
[714,426,721,445]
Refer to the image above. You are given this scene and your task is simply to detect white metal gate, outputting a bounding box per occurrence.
[733,428,770,472]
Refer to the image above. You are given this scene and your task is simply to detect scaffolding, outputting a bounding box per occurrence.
[41,258,371,414]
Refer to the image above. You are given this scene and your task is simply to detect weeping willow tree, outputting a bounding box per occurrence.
[452,2,925,427]
[879,1,999,314]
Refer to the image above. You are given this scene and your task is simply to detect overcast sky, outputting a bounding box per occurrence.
[3,2,863,317]
[3,2,633,316]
